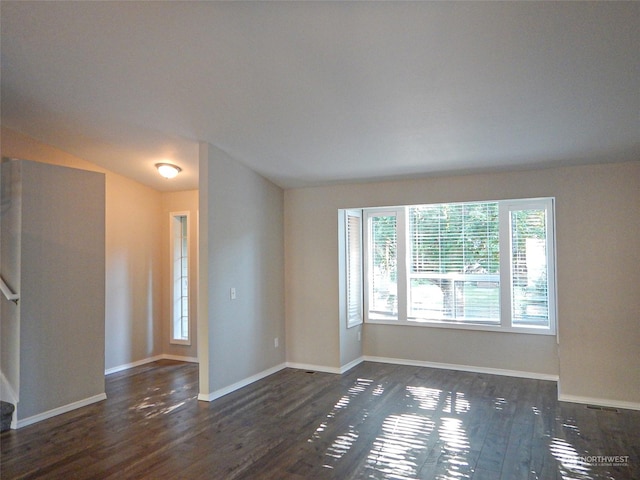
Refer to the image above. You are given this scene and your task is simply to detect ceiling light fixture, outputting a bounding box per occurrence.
[155,163,182,179]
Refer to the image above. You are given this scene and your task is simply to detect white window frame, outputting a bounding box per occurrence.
[361,198,556,335]
[363,209,405,323]
[340,209,364,328]
[502,198,557,335]
[170,211,191,345]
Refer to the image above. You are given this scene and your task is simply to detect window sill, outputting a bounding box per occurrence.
[365,318,556,336]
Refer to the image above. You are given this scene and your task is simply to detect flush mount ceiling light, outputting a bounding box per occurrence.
[155,163,182,179]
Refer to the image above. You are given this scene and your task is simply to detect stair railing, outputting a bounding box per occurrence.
[0,275,19,304]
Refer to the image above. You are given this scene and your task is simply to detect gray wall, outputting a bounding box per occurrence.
[285,161,640,406]
[17,160,106,419]
[1,159,22,404]
[199,144,285,396]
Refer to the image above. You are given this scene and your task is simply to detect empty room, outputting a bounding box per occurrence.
[1,2,639,479]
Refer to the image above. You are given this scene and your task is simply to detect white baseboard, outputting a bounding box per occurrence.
[363,355,560,381]
[285,362,343,375]
[105,355,163,375]
[197,358,366,403]
[339,356,364,374]
[105,354,199,375]
[160,354,199,364]
[103,354,639,412]
[198,363,287,402]
[558,393,640,412]
[16,393,107,429]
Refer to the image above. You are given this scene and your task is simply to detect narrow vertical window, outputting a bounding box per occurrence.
[345,210,363,327]
[366,212,398,321]
[170,212,190,344]
[508,200,555,331]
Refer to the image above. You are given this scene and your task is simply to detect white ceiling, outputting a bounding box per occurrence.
[2,1,639,191]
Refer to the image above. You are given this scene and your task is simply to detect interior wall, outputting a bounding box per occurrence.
[553,162,640,406]
[1,127,163,371]
[106,176,162,369]
[284,187,343,370]
[161,190,199,360]
[17,160,105,420]
[284,161,640,406]
[0,159,22,405]
[199,143,285,396]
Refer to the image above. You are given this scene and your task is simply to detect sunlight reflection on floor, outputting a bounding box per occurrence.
[309,377,374,470]
[309,378,479,479]
[130,385,191,419]
[549,436,593,480]
[367,413,434,479]
[304,374,626,479]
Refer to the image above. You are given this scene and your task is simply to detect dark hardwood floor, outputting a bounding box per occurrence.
[1,360,639,479]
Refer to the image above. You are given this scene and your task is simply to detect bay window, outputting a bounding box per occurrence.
[347,197,555,335]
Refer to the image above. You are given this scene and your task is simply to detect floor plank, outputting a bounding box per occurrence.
[2,360,639,479]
